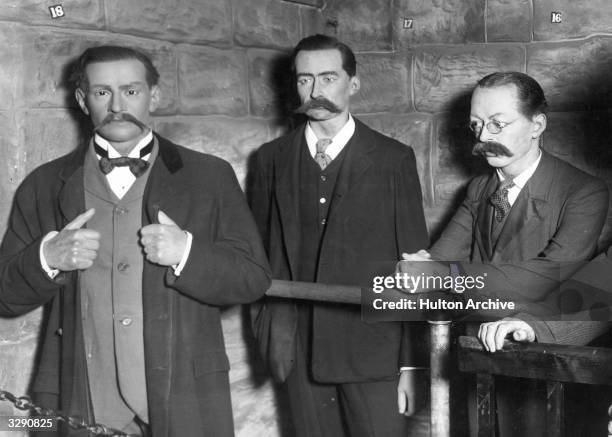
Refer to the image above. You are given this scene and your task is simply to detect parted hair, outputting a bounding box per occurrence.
[291,34,357,77]
[70,45,160,90]
[477,71,548,117]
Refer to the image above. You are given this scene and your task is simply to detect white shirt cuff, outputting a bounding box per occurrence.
[40,231,60,279]
[172,231,192,276]
[400,366,428,372]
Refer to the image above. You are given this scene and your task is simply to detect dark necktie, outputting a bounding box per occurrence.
[94,140,153,177]
[490,179,515,222]
[314,138,332,170]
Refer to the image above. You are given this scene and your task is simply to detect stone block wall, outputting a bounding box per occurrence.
[2,1,612,437]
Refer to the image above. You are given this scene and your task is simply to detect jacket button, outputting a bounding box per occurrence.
[117,262,129,272]
[120,318,133,326]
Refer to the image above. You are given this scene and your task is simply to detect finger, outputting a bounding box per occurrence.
[77,238,100,251]
[513,329,528,342]
[483,324,497,353]
[397,391,406,414]
[63,208,95,231]
[417,249,431,258]
[478,323,490,352]
[73,229,101,241]
[158,210,177,226]
[494,324,510,351]
[140,224,165,236]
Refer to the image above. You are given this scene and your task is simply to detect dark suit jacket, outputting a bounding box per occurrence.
[0,134,271,437]
[429,149,609,321]
[517,246,612,345]
[249,118,429,383]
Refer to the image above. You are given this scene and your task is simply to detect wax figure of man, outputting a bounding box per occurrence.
[0,46,271,437]
[397,72,608,437]
[249,34,429,437]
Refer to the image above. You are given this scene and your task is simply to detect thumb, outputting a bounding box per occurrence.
[513,329,527,342]
[157,210,177,226]
[63,208,95,231]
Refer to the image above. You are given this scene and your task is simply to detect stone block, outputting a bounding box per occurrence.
[0,24,23,111]
[106,0,231,45]
[299,6,326,38]
[0,111,23,231]
[0,0,104,29]
[247,49,293,118]
[24,109,87,175]
[527,37,612,112]
[234,0,301,49]
[0,333,40,414]
[414,46,525,113]
[351,53,412,114]
[154,117,270,187]
[486,0,531,42]
[393,0,485,46]
[321,0,393,51]
[178,47,247,117]
[534,0,612,41]
[357,114,433,206]
[22,30,178,114]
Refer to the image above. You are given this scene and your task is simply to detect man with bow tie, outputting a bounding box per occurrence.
[396,72,609,436]
[0,45,271,436]
[249,34,429,437]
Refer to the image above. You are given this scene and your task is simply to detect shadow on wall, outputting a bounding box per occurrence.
[428,90,489,241]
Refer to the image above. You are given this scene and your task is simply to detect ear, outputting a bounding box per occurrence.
[149,85,161,113]
[530,113,547,139]
[74,88,89,116]
[349,75,360,96]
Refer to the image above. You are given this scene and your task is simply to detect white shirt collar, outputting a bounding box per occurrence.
[94,130,154,159]
[496,148,542,189]
[305,114,356,160]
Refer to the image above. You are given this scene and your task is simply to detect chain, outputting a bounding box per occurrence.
[0,389,134,436]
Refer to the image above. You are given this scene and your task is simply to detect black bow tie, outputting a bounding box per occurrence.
[94,140,153,177]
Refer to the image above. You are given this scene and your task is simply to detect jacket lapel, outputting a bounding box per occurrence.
[57,144,89,226]
[273,127,304,279]
[325,119,374,223]
[474,174,498,260]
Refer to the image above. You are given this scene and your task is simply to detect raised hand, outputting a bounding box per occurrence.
[139,210,187,266]
[43,208,101,271]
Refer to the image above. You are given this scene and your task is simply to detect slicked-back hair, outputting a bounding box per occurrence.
[476,72,548,118]
[70,45,160,91]
[292,34,357,77]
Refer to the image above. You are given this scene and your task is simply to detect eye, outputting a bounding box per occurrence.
[322,74,337,83]
[297,77,312,86]
[93,89,109,97]
[490,119,504,130]
[126,88,140,96]
[468,120,482,133]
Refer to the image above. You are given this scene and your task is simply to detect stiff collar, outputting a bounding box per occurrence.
[304,114,356,160]
[496,148,542,189]
[94,131,154,159]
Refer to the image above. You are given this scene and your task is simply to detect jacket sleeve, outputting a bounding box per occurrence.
[395,149,430,368]
[165,160,271,306]
[0,180,63,317]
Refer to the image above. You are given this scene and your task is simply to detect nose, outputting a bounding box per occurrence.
[109,92,125,113]
[310,78,323,99]
[478,124,493,143]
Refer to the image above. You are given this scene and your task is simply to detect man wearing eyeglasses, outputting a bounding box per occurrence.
[397,71,608,436]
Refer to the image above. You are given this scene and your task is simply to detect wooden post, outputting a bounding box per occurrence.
[429,320,451,437]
